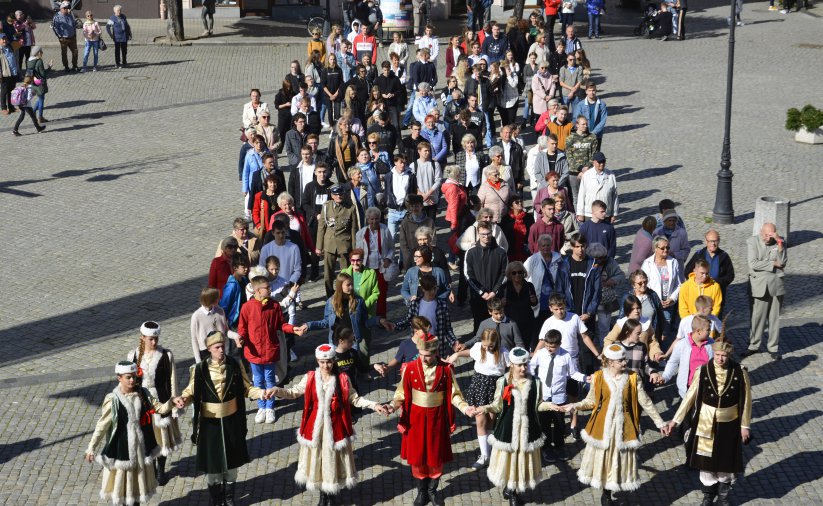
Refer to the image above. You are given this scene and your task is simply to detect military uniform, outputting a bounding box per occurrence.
[316,198,360,296]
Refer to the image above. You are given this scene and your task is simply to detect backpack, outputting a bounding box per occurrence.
[11,86,28,107]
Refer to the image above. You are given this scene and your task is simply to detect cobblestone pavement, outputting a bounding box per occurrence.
[1,4,822,505]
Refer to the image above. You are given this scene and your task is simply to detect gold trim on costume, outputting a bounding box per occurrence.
[201,398,238,418]
[412,390,444,408]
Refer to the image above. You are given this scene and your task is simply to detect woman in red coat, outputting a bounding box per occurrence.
[390,334,472,506]
[270,192,316,253]
[444,35,465,78]
[252,174,281,237]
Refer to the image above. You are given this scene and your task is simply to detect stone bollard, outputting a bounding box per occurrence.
[752,196,791,237]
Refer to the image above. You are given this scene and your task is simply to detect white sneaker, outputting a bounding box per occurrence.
[254,408,266,423]
[322,122,330,129]
[265,408,276,424]
[780,9,789,13]
[471,455,488,470]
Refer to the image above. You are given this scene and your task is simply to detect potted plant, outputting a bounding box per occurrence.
[786,104,823,145]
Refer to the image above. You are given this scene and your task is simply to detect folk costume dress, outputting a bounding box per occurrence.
[393,357,471,477]
[127,346,183,455]
[86,387,172,505]
[180,355,265,475]
[672,360,752,479]
[277,370,379,493]
[482,376,550,493]
[573,369,666,492]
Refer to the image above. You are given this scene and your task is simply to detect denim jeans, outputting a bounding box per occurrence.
[483,111,494,147]
[83,40,99,68]
[250,362,278,410]
[587,13,601,37]
[319,94,328,124]
[387,208,407,262]
[33,94,44,117]
[402,91,416,127]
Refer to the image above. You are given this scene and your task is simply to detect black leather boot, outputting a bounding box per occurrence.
[716,482,732,506]
[207,484,223,506]
[428,477,444,506]
[508,489,519,506]
[701,483,718,506]
[413,478,430,506]
[155,456,168,485]
[600,489,615,506]
[503,488,511,499]
[223,481,236,506]
[326,493,338,505]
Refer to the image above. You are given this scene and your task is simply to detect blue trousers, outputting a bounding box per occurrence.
[83,40,99,68]
[250,362,277,410]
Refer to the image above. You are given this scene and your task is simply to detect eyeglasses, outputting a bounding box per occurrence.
[413,254,423,259]
[349,258,362,263]
[510,271,526,276]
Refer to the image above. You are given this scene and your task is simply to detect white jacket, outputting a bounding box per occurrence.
[242,101,269,129]
[641,255,683,302]
[355,224,395,270]
[575,168,618,218]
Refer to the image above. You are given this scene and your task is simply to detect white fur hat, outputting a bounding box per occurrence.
[248,265,268,281]
[508,347,530,365]
[140,321,161,337]
[115,361,137,375]
[603,343,626,361]
[315,344,336,361]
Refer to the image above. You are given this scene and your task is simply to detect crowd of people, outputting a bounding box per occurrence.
[1,3,132,135]
[79,5,790,506]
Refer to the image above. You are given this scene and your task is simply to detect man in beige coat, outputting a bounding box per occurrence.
[743,223,787,360]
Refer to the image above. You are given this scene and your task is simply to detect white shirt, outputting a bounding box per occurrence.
[366,227,381,268]
[418,299,438,336]
[416,35,439,61]
[290,93,317,115]
[299,163,316,196]
[677,314,722,340]
[391,169,410,205]
[537,313,588,357]
[288,215,300,232]
[501,141,512,165]
[529,347,585,403]
[464,152,481,187]
[469,342,510,376]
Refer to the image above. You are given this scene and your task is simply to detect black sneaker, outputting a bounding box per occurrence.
[12,131,22,137]
[36,125,46,133]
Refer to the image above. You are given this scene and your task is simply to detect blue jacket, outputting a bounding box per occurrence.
[306,296,380,350]
[52,13,77,39]
[421,126,448,166]
[401,266,451,304]
[573,98,608,137]
[242,150,264,193]
[412,95,437,123]
[618,289,665,339]
[563,255,602,317]
[106,14,132,43]
[357,162,382,208]
[219,275,248,327]
[587,0,605,14]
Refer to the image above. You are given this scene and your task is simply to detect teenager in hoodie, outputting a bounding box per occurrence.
[465,222,509,333]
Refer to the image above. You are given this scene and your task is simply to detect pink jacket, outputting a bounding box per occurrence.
[82,21,101,41]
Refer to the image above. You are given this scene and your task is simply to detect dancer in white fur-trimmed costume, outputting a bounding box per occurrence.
[474,347,558,506]
[269,344,391,505]
[85,361,174,506]
[126,321,184,486]
[564,344,671,506]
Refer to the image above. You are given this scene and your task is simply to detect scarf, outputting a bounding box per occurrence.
[487,179,503,190]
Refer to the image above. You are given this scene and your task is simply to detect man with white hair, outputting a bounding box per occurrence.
[106,5,131,68]
[743,223,787,360]
[412,82,436,123]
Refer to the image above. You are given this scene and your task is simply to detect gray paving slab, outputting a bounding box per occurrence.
[0,4,822,505]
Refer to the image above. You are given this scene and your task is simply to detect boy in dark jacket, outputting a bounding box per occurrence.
[465,222,509,333]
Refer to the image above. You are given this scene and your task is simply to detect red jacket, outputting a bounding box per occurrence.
[252,192,274,233]
[445,46,465,78]
[544,0,561,15]
[208,254,232,296]
[353,33,377,64]
[238,297,295,364]
[269,209,316,251]
[297,371,355,448]
[441,179,467,230]
[398,359,456,468]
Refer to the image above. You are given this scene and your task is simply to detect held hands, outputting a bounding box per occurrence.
[660,424,672,437]
[294,324,309,335]
[650,373,664,385]
[172,396,187,409]
[373,363,389,377]
[84,452,94,463]
[561,404,576,414]
[452,342,466,352]
[445,353,459,364]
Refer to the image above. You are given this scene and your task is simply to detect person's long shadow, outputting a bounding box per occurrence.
[0,438,43,465]
[753,387,820,419]
[750,409,823,447]
[736,450,823,501]
[747,354,816,387]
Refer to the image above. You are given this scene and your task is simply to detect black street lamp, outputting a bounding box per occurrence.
[712,0,738,224]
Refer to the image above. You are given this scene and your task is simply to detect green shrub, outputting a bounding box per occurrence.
[786,105,823,132]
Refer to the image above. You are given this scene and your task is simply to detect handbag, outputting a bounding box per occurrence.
[99,38,107,51]
[239,128,248,143]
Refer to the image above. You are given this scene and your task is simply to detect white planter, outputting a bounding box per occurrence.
[794,127,823,144]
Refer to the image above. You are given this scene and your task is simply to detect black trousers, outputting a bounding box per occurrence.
[114,41,128,65]
[13,106,40,131]
[0,76,16,110]
[539,408,566,449]
[470,294,488,335]
[677,9,688,39]
[499,105,517,128]
[544,14,558,38]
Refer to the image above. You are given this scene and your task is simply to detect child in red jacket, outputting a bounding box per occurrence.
[238,272,305,424]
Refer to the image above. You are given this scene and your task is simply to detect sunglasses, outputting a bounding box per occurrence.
[657,246,670,251]
[349,258,362,263]
[510,271,526,276]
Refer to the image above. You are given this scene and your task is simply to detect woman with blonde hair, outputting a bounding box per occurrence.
[81,11,102,72]
[328,111,361,181]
